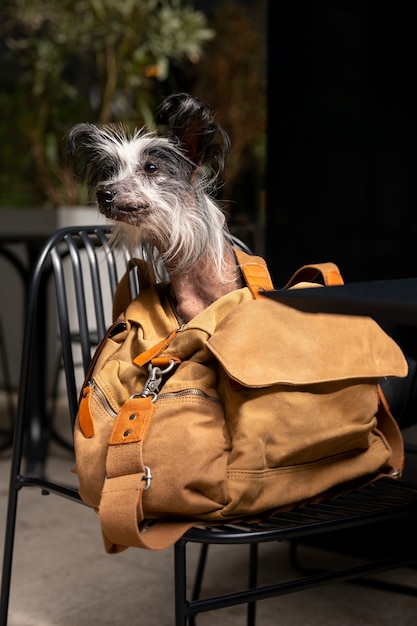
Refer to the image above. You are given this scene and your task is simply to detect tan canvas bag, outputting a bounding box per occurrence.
[74,250,407,552]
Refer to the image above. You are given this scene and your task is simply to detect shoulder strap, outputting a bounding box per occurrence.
[284,262,344,288]
[233,248,274,299]
[113,255,342,314]
[113,248,275,318]
[112,258,156,322]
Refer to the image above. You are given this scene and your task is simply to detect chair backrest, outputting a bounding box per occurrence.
[35,226,126,430]
[24,225,251,435]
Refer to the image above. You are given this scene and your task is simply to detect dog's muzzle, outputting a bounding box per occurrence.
[96,187,145,221]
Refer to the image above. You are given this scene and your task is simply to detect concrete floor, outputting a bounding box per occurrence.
[1,393,417,625]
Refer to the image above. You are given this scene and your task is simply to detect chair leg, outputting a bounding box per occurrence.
[247,543,258,626]
[0,318,15,451]
[176,541,259,626]
[174,539,189,626]
[0,352,28,626]
[191,544,209,599]
[188,543,210,626]
[0,471,20,625]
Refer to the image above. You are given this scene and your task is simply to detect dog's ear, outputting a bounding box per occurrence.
[66,123,100,183]
[66,123,120,189]
[155,93,230,173]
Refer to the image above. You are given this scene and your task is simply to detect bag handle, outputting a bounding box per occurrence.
[112,258,157,322]
[283,262,344,288]
[113,248,276,318]
[113,255,343,320]
[234,251,343,296]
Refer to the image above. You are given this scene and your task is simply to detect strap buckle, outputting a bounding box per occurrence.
[142,465,152,491]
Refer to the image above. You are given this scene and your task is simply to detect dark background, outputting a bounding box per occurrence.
[266,1,416,287]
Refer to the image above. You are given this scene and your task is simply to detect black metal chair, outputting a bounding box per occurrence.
[1,224,417,626]
[0,317,15,452]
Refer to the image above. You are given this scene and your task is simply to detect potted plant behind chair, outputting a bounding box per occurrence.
[0,0,215,211]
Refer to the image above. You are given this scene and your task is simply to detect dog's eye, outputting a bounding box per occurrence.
[144,163,158,175]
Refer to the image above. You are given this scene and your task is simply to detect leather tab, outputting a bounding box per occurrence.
[151,356,181,368]
[133,329,179,366]
[78,383,94,438]
[234,249,274,299]
[109,396,155,445]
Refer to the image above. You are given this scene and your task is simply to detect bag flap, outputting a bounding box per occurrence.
[207,298,408,387]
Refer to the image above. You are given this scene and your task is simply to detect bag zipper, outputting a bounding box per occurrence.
[158,388,221,403]
[90,377,221,420]
[89,380,118,419]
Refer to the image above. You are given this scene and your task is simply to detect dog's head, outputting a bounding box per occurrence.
[67,93,229,224]
[66,93,231,272]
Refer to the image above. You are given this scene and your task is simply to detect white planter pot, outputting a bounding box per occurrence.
[56,206,111,229]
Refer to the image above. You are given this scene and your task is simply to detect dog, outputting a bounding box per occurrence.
[66,92,244,322]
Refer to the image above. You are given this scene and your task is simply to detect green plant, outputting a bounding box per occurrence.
[191,1,267,223]
[1,0,214,206]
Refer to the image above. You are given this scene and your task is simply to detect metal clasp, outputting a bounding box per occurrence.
[131,359,176,402]
[141,363,163,400]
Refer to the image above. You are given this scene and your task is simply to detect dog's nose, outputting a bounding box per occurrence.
[97,188,116,204]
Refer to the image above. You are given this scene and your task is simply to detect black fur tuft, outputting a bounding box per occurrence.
[154,92,230,172]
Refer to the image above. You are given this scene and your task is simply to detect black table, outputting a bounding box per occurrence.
[262,277,417,326]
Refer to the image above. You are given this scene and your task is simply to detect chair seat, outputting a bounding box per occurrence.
[175,479,417,624]
[185,478,417,544]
